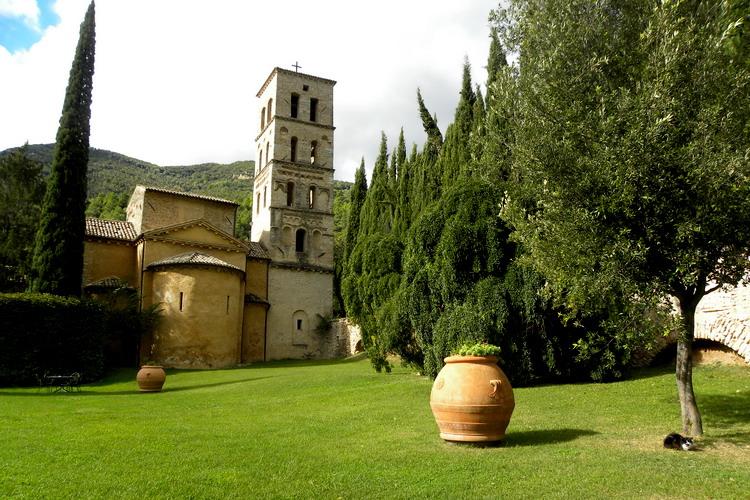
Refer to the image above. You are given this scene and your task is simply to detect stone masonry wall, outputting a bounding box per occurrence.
[632,285,750,366]
[319,318,363,359]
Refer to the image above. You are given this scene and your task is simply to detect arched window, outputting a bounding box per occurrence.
[308,186,316,209]
[258,150,263,171]
[286,181,294,206]
[267,98,273,123]
[295,228,306,252]
[290,137,298,162]
[261,107,266,130]
[310,140,317,164]
[256,193,261,213]
[263,186,267,207]
[291,93,299,118]
[265,142,270,165]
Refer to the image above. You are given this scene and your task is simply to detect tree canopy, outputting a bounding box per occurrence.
[497,0,750,434]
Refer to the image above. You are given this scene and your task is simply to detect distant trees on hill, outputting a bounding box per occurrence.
[0,146,45,292]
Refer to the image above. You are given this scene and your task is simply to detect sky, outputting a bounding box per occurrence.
[0,0,497,182]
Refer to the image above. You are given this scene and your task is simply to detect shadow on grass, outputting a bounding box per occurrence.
[504,428,599,447]
[628,364,674,381]
[699,391,750,445]
[701,391,750,426]
[0,376,275,397]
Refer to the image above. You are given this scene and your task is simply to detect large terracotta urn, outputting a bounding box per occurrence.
[430,355,515,443]
[137,365,166,392]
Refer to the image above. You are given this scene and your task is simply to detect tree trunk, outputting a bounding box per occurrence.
[676,296,703,436]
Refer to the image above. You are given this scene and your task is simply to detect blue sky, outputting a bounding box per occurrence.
[0,0,59,53]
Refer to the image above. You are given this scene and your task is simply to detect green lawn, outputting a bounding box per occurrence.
[1,359,748,499]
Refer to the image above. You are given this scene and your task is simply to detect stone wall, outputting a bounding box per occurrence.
[127,186,236,235]
[319,318,363,359]
[632,286,750,367]
[265,265,333,360]
[145,266,244,369]
[82,240,135,287]
[694,283,750,363]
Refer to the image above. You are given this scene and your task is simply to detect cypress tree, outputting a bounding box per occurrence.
[469,84,487,171]
[413,91,443,215]
[486,27,507,92]
[358,133,393,235]
[392,130,410,238]
[455,58,476,142]
[417,89,443,150]
[30,2,96,296]
[343,158,368,264]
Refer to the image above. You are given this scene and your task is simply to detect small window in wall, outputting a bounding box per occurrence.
[310,98,318,122]
[265,143,270,166]
[302,84,309,91]
[286,181,294,206]
[263,186,267,207]
[179,292,184,312]
[261,107,266,130]
[290,137,298,162]
[291,93,299,118]
[292,310,309,345]
[258,150,263,171]
[256,193,261,213]
[267,98,273,123]
[308,186,316,209]
[295,228,306,252]
[310,140,317,164]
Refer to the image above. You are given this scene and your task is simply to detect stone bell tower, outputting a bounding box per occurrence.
[251,67,336,359]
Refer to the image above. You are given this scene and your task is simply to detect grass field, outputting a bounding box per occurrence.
[1,358,748,499]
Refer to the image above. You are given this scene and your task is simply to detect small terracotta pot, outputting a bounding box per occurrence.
[137,365,166,392]
[430,355,515,442]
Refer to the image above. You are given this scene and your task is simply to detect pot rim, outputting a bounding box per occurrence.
[139,365,164,369]
[443,355,499,363]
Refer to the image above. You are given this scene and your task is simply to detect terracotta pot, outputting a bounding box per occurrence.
[430,355,515,443]
[137,365,166,392]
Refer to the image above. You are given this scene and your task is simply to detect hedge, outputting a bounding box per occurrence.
[0,293,106,386]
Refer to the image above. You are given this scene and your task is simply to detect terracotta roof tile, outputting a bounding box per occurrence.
[247,241,270,260]
[146,252,243,272]
[245,292,269,305]
[83,276,133,290]
[143,186,237,205]
[85,218,137,241]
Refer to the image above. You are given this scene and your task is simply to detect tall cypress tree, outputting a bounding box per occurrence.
[358,133,393,235]
[486,27,507,92]
[413,90,443,216]
[343,158,368,264]
[30,1,96,296]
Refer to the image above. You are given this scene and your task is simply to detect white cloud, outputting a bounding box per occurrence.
[0,0,498,181]
[0,0,40,30]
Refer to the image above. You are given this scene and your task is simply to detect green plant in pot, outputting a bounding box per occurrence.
[430,342,515,443]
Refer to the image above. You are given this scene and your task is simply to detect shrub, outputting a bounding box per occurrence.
[0,293,106,386]
[454,342,502,357]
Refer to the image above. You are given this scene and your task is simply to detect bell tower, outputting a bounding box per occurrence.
[252,67,335,269]
[251,67,336,359]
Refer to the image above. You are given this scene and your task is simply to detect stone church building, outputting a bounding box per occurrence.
[82,68,353,368]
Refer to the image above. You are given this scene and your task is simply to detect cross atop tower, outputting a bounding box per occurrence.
[292,61,302,72]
